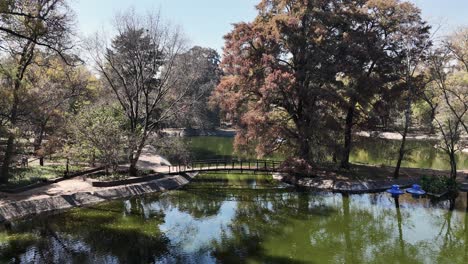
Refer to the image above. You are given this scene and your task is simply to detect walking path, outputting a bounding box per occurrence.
[0,146,171,206]
[0,146,186,222]
[0,174,195,222]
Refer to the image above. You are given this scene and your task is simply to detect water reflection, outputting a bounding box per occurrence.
[351,137,468,170]
[186,136,468,170]
[0,173,468,263]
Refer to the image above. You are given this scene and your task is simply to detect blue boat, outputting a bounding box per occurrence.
[386,185,405,195]
[406,184,426,195]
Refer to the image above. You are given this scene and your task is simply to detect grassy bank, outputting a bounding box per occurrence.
[0,164,85,189]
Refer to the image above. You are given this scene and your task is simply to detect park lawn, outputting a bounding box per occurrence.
[0,164,86,190]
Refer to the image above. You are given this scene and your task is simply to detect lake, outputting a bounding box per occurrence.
[0,136,467,263]
[187,136,468,170]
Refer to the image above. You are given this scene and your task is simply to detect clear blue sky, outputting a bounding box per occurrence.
[72,0,468,52]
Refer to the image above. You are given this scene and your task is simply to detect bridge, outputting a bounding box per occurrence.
[164,159,284,175]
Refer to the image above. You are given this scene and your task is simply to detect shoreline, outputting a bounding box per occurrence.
[162,128,236,137]
[355,131,440,140]
[2,150,468,223]
[0,172,414,223]
[0,173,196,223]
[161,128,468,153]
[274,173,418,194]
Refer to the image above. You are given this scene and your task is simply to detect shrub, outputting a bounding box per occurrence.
[279,157,314,177]
[420,175,458,194]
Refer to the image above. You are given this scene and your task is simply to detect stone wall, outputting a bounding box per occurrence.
[0,173,196,223]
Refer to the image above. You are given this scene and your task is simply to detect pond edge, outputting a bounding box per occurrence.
[0,173,197,223]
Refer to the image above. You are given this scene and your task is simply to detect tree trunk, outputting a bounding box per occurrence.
[449,151,457,179]
[0,75,21,182]
[129,158,138,176]
[65,157,69,177]
[91,151,96,167]
[429,105,437,134]
[0,41,35,183]
[394,122,409,179]
[0,136,15,183]
[34,124,46,166]
[341,101,356,169]
[128,133,149,176]
[0,82,20,183]
[394,84,413,179]
[299,137,310,162]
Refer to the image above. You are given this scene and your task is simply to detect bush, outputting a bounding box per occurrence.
[420,175,458,194]
[67,105,127,173]
[279,157,314,177]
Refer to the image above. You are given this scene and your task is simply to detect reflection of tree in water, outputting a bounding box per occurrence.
[351,137,463,169]
[0,228,40,263]
[209,191,445,263]
[465,193,468,263]
[1,199,170,263]
[429,197,468,263]
[157,188,226,219]
[1,175,468,263]
[159,172,284,219]
[213,193,339,263]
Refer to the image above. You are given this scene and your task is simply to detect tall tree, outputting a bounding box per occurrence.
[0,0,73,182]
[445,27,468,72]
[212,0,353,162]
[24,54,98,166]
[423,28,468,179]
[392,25,433,178]
[90,10,200,175]
[338,0,430,169]
[441,27,468,134]
[170,46,221,129]
[0,0,73,55]
[212,0,429,166]
[425,47,468,179]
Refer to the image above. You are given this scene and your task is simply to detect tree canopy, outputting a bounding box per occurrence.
[212,0,431,165]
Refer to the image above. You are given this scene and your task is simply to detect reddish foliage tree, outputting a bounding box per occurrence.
[212,0,430,167]
[212,0,348,163]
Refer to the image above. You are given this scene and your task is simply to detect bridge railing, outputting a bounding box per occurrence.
[166,159,284,174]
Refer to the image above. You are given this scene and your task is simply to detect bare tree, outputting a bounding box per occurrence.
[393,35,433,178]
[89,9,202,175]
[0,0,74,59]
[440,28,468,134]
[445,27,468,72]
[425,48,468,179]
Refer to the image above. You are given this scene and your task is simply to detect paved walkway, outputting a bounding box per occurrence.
[136,145,171,172]
[0,174,194,222]
[0,146,171,206]
[0,146,196,222]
